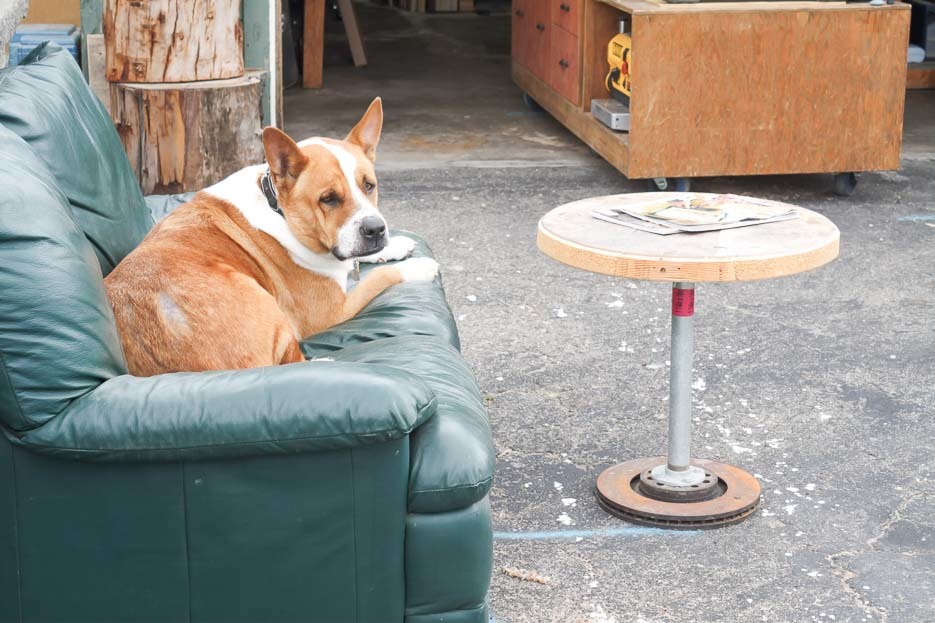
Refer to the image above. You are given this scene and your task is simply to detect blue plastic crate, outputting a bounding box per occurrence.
[8,24,80,67]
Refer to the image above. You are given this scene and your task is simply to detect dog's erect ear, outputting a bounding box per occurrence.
[345,97,383,162]
[262,127,308,188]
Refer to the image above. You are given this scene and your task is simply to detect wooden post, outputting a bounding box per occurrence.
[110,72,265,194]
[103,0,243,83]
[303,0,325,88]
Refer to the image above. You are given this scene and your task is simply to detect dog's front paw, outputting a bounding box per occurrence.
[395,257,439,283]
[360,235,416,263]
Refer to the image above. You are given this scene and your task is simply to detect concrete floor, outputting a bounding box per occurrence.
[285,5,935,622]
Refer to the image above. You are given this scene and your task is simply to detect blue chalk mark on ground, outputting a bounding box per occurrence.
[494,527,698,540]
[897,214,935,222]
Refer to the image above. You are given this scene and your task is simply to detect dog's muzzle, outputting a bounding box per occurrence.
[332,215,389,260]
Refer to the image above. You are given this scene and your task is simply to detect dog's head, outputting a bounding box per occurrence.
[261,98,387,261]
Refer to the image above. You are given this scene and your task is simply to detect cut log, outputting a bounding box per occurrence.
[110,72,265,194]
[104,0,243,83]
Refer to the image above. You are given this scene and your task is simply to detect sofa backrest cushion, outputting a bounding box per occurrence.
[0,43,152,276]
[0,126,128,432]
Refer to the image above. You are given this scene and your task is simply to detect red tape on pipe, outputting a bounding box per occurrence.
[672,288,695,317]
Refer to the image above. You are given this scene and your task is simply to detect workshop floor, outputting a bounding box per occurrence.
[284,4,935,622]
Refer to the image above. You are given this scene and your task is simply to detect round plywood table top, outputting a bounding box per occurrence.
[538,193,840,282]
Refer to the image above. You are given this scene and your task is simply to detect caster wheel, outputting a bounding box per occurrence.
[522,92,544,112]
[646,177,690,192]
[832,172,858,197]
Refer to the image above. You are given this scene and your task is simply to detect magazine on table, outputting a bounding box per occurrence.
[592,194,798,235]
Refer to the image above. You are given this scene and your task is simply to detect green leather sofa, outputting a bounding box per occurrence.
[0,44,494,623]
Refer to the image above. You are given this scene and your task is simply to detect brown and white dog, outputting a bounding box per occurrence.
[105,98,438,376]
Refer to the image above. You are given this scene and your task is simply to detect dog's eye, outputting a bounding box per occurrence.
[320,193,340,207]
[364,180,376,194]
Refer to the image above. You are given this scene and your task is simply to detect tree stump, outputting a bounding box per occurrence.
[110,72,265,194]
[104,0,243,83]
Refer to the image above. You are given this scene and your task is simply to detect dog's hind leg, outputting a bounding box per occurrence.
[275,327,306,365]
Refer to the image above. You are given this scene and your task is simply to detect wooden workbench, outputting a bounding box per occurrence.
[512,0,911,185]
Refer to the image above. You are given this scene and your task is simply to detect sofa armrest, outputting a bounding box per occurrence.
[330,336,494,514]
[9,361,436,462]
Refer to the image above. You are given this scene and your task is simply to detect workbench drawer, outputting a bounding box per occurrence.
[512,0,551,81]
[552,0,580,37]
[549,26,580,105]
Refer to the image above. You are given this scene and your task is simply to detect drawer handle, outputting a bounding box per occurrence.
[514,9,524,16]
[559,59,569,69]
[560,3,571,11]
[536,22,546,31]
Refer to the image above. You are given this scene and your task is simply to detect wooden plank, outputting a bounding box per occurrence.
[514,61,631,174]
[598,0,867,15]
[907,62,935,89]
[110,72,266,194]
[336,0,367,67]
[627,7,910,178]
[303,0,325,88]
[103,0,243,83]
[538,194,840,282]
[85,34,110,114]
[582,0,622,111]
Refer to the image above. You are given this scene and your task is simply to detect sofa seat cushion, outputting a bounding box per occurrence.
[0,43,152,275]
[330,336,493,513]
[0,126,128,432]
[300,232,461,357]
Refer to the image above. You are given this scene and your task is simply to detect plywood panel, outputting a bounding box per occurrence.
[550,27,580,105]
[582,0,626,112]
[628,7,910,178]
[23,0,80,25]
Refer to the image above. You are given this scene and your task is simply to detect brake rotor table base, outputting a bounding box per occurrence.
[596,457,761,529]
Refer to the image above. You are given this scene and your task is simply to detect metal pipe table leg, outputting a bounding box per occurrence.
[595,283,762,529]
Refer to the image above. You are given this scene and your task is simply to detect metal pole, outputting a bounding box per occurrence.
[668,282,695,472]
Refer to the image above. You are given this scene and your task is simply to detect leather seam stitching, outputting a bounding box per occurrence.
[181,463,193,623]
[9,450,23,623]
[349,449,360,623]
[0,349,28,430]
[410,476,494,496]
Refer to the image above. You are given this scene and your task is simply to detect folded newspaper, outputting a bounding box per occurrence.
[592,194,797,235]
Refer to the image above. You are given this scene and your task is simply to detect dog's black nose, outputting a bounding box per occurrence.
[360,216,387,239]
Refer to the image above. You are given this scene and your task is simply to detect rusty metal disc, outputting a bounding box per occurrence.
[596,457,760,529]
[637,465,721,502]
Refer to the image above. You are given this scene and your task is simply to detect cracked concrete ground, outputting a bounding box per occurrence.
[285,4,935,621]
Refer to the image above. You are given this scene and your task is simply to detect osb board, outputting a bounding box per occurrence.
[110,72,264,194]
[514,61,630,174]
[538,194,840,282]
[907,62,935,90]
[23,0,80,25]
[627,7,910,178]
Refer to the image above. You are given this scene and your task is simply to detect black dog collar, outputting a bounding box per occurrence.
[260,169,282,216]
